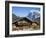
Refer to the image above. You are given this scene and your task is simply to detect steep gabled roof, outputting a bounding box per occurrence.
[12,17,33,23]
[12,17,23,23]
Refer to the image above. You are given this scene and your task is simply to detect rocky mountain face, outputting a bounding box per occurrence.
[27,11,40,23]
[12,13,20,23]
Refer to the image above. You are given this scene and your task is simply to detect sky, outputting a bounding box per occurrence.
[12,7,40,17]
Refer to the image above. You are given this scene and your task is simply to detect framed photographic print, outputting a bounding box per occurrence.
[5,1,45,37]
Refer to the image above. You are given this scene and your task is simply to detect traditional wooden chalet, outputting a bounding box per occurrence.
[12,16,40,31]
[12,17,33,27]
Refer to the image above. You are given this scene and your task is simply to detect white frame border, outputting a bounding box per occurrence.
[9,3,43,35]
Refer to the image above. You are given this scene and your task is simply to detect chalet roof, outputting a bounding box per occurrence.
[12,17,23,23]
[12,17,33,23]
[12,16,40,23]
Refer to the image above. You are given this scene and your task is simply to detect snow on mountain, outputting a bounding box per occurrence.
[27,10,40,21]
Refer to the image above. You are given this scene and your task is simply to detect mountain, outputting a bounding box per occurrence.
[27,11,40,22]
[12,13,17,23]
[12,13,23,23]
[12,13,21,23]
[27,12,32,19]
[12,13,17,19]
[34,17,40,24]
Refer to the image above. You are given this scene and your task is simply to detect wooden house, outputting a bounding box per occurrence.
[12,17,33,27]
